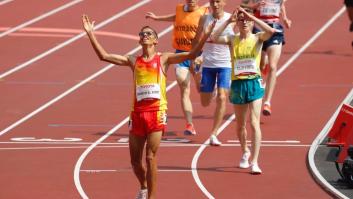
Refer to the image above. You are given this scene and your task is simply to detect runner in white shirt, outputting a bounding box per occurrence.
[193,0,234,146]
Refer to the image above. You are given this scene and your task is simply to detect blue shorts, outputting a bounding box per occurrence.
[229,77,264,104]
[200,67,231,92]
[253,22,285,51]
[175,49,192,68]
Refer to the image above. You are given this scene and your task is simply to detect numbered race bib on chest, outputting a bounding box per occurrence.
[260,4,280,17]
[136,83,161,101]
[234,58,257,76]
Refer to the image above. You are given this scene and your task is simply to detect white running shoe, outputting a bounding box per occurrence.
[239,150,251,168]
[251,163,262,174]
[210,135,222,146]
[135,189,147,199]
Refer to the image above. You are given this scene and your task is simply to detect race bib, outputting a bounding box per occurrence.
[136,84,161,101]
[259,4,280,17]
[233,59,257,76]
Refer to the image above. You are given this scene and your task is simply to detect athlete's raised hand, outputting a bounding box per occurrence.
[82,14,95,33]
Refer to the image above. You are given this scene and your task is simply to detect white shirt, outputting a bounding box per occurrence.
[201,12,234,69]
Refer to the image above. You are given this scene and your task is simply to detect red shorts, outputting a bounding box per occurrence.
[129,110,167,137]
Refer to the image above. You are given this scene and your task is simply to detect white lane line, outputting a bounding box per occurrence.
[0,0,151,80]
[308,88,353,199]
[0,0,153,137]
[73,26,175,199]
[191,6,347,199]
[227,140,300,143]
[0,144,310,150]
[0,0,13,6]
[0,0,83,38]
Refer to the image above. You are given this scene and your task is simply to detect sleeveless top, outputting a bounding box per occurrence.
[172,4,208,51]
[132,53,167,112]
[201,12,234,69]
[231,33,263,80]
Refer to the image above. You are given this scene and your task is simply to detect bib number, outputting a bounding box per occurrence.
[259,4,280,17]
[136,84,161,101]
[233,59,257,76]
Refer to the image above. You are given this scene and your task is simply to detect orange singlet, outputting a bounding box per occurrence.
[172,4,208,51]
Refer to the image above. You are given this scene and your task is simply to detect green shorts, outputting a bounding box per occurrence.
[229,77,264,104]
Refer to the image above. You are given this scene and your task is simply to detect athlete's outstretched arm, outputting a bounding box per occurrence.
[145,12,176,22]
[82,15,133,67]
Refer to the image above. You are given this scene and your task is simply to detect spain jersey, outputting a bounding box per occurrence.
[132,53,167,112]
[232,33,263,80]
[172,4,208,51]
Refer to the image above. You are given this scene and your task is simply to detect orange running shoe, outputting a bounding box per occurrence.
[184,123,196,135]
[262,103,272,116]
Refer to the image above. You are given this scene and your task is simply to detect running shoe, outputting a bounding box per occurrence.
[251,163,262,175]
[184,123,196,135]
[239,150,251,168]
[262,103,272,116]
[135,189,147,199]
[210,135,222,146]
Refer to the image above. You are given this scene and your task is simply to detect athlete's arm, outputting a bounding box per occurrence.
[210,10,237,45]
[280,0,292,29]
[239,7,275,41]
[145,12,176,22]
[82,15,133,67]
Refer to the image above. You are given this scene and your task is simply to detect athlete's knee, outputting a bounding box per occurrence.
[145,153,156,164]
[216,93,227,104]
[201,97,211,107]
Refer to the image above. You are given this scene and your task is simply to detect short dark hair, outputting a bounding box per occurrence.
[140,26,158,39]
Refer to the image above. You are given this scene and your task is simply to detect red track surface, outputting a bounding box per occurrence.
[0,0,352,198]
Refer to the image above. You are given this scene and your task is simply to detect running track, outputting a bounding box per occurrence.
[0,0,352,198]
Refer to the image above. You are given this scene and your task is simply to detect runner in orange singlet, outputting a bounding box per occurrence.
[146,0,208,135]
[82,14,215,199]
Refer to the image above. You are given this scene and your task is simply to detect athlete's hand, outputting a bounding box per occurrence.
[82,14,95,33]
[145,12,157,20]
[228,9,238,23]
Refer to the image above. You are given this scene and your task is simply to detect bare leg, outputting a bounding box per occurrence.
[175,67,193,124]
[145,131,162,199]
[210,88,228,136]
[129,133,147,190]
[233,104,250,153]
[248,98,263,164]
[263,44,282,104]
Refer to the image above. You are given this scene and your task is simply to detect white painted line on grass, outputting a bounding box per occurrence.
[0,0,151,79]
[0,0,83,38]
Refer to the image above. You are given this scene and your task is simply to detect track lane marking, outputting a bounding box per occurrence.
[0,0,152,137]
[0,0,150,79]
[0,0,13,6]
[0,0,83,38]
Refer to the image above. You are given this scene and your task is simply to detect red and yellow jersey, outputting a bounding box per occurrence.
[172,4,208,51]
[132,53,167,112]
